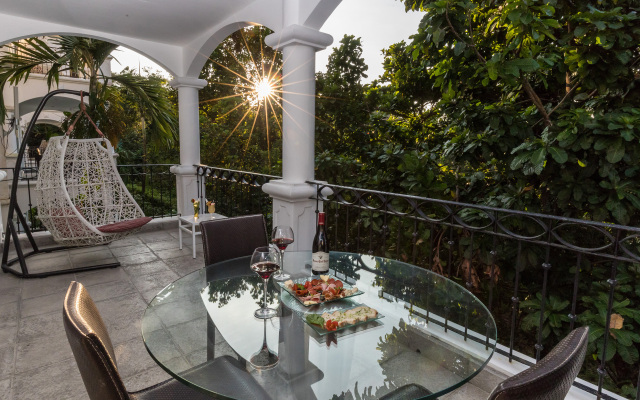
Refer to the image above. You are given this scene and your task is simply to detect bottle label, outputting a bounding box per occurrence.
[311,251,330,272]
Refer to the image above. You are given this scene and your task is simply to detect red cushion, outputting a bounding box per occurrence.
[97,217,153,233]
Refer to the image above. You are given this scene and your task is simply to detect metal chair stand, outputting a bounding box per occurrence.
[1,89,120,278]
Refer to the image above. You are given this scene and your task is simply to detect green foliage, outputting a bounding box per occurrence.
[316,35,371,154]
[198,26,282,175]
[521,293,570,340]
[580,292,640,365]
[0,36,177,148]
[313,2,640,396]
[378,0,640,225]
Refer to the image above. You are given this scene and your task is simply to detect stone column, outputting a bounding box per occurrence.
[169,77,207,216]
[263,25,332,251]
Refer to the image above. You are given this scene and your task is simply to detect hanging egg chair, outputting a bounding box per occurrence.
[34,95,152,246]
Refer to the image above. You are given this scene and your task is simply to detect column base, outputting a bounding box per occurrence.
[171,165,200,217]
[262,180,321,252]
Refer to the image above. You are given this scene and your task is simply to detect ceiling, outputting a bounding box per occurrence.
[0,0,341,76]
[0,0,255,46]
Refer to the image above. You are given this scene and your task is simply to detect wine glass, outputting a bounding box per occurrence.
[249,318,278,370]
[271,225,293,281]
[250,246,280,319]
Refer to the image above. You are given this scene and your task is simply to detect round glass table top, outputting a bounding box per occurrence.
[142,251,497,399]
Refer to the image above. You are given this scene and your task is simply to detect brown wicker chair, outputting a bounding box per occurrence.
[199,215,270,362]
[200,214,268,267]
[488,326,589,400]
[63,281,270,400]
[382,327,589,400]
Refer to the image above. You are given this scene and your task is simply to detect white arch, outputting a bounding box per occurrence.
[0,0,341,80]
[0,13,182,76]
[184,21,272,77]
[183,0,341,77]
[183,0,283,77]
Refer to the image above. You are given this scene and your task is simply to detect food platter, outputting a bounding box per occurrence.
[302,304,384,336]
[277,275,363,307]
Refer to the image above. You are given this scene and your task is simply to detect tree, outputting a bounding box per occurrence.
[390,0,640,225]
[0,36,176,148]
[370,2,640,395]
[198,26,283,174]
[315,35,370,153]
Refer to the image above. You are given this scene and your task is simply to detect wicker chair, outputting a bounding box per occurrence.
[200,214,268,268]
[63,281,270,400]
[488,326,589,400]
[382,327,589,400]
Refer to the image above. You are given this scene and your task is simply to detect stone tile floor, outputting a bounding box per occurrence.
[0,220,500,399]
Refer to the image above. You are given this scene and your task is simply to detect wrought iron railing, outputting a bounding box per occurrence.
[309,180,640,400]
[31,63,81,78]
[116,164,177,218]
[195,165,278,231]
[1,164,177,235]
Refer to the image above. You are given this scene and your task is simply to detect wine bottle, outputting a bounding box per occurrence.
[312,212,329,275]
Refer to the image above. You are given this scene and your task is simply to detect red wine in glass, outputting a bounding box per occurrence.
[251,246,280,319]
[251,261,280,280]
[271,226,293,281]
[272,238,294,251]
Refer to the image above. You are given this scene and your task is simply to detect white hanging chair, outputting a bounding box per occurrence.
[34,103,151,246]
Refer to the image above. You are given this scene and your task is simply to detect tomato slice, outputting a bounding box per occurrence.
[325,320,334,331]
[304,281,312,289]
[327,278,336,284]
[334,281,344,288]
[311,279,320,286]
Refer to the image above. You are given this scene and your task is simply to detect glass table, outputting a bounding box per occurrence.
[142,251,497,399]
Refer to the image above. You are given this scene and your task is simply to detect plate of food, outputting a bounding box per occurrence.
[304,305,384,335]
[279,275,363,307]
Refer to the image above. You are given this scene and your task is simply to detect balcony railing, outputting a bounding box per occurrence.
[195,165,277,231]
[190,169,638,398]
[307,180,640,400]
[1,164,177,235]
[31,63,81,78]
[117,164,177,218]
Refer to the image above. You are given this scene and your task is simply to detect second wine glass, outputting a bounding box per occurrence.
[250,246,280,319]
[271,225,293,281]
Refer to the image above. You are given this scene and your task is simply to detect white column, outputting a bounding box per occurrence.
[5,113,18,156]
[263,25,332,251]
[169,77,207,216]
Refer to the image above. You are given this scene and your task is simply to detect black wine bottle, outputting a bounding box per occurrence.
[311,212,329,275]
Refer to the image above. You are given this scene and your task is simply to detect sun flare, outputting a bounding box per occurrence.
[201,27,327,171]
[254,78,276,102]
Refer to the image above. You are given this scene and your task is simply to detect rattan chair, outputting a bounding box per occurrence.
[199,215,270,362]
[200,214,269,266]
[381,327,589,400]
[63,281,270,400]
[488,326,589,400]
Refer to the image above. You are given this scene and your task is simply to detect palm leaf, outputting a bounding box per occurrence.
[109,73,177,145]
[0,38,64,123]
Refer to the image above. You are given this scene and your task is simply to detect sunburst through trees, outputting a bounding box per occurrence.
[199,27,284,173]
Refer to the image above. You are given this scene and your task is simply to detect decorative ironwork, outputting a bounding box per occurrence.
[195,165,278,231]
[309,180,640,400]
[117,164,177,218]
